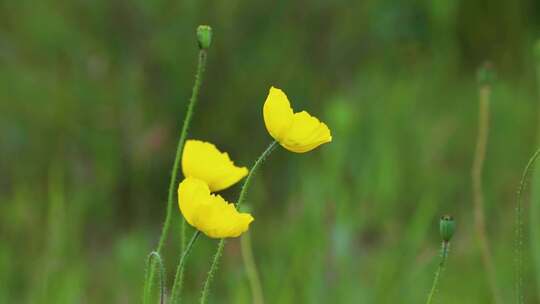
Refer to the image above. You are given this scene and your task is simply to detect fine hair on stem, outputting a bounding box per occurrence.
[199,141,278,304]
[169,231,201,304]
[426,241,451,304]
[143,41,209,303]
[143,251,165,304]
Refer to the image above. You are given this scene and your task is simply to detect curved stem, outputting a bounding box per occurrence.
[241,230,265,304]
[471,84,502,304]
[143,251,166,304]
[199,140,278,304]
[515,148,540,304]
[144,49,207,302]
[169,231,201,304]
[426,241,450,304]
[237,141,278,208]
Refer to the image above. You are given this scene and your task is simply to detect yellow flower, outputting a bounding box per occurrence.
[178,177,254,238]
[263,86,332,153]
[182,140,248,192]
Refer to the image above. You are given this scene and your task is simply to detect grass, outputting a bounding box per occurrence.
[2,1,540,303]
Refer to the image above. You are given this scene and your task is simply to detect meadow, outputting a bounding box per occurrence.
[2,1,540,303]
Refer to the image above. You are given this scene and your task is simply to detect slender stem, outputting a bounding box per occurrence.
[471,84,502,304]
[166,49,207,255]
[143,251,165,304]
[426,241,450,304]
[200,239,226,304]
[237,141,278,209]
[169,231,201,304]
[144,49,207,302]
[515,148,540,304]
[241,230,265,304]
[199,141,278,304]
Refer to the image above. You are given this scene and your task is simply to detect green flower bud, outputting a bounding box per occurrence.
[440,215,455,242]
[197,25,212,50]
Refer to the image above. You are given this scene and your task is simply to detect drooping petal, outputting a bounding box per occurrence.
[263,87,294,141]
[262,86,332,153]
[182,140,248,192]
[178,177,254,238]
[281,111,332,153]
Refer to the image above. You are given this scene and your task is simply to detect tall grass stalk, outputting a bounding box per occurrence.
[426,241,451,304]
[144,26,209,302]
[200,141,278,304]
[241,230,265,304]
[515,148,540,304]
[472,71,502,304]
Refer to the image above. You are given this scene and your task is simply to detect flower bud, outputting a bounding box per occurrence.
[440,215,455,242]
[197,25,212,50]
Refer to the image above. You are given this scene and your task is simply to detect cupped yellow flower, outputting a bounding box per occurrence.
[182,140,248,192]
[178,177,254,238]
[263,86,332,153]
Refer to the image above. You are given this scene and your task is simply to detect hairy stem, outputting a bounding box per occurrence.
[516,148,540,304]
[472,84,502,304]
[200,239,226,304]
[143,251,166,304]
[241,230,265,304]
[144,49,207,302]
[169,231,201,304]
[426,241,450,304]
[199,141,278,304]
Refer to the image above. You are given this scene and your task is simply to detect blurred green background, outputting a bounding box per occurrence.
[2,0,540,303]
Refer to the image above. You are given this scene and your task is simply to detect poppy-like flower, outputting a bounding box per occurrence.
[182,140,248,192]
[263,86,332,153]
[178,177,254,238]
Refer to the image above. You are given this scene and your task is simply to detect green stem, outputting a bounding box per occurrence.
[166,49,207,254]
[200,239,226,304]
[241,230,265,304]
[237,141,278,209]
[516,148,540,304]
[169,231,201,304]
[144,49,207,302]
[472,84,502,304]
[199,140,278,304]
[426,241,450,304]
[143,251,165,304]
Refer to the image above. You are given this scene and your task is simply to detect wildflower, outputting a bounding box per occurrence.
[178,177,254,238]
[263,86,332,153]
[182,140,248,192]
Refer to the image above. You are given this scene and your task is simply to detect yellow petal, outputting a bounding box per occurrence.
[263,87,294,141]
[263,86,332,153]
[182,140,248,192]
[281,111,332,153]
[178,177,254,238]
